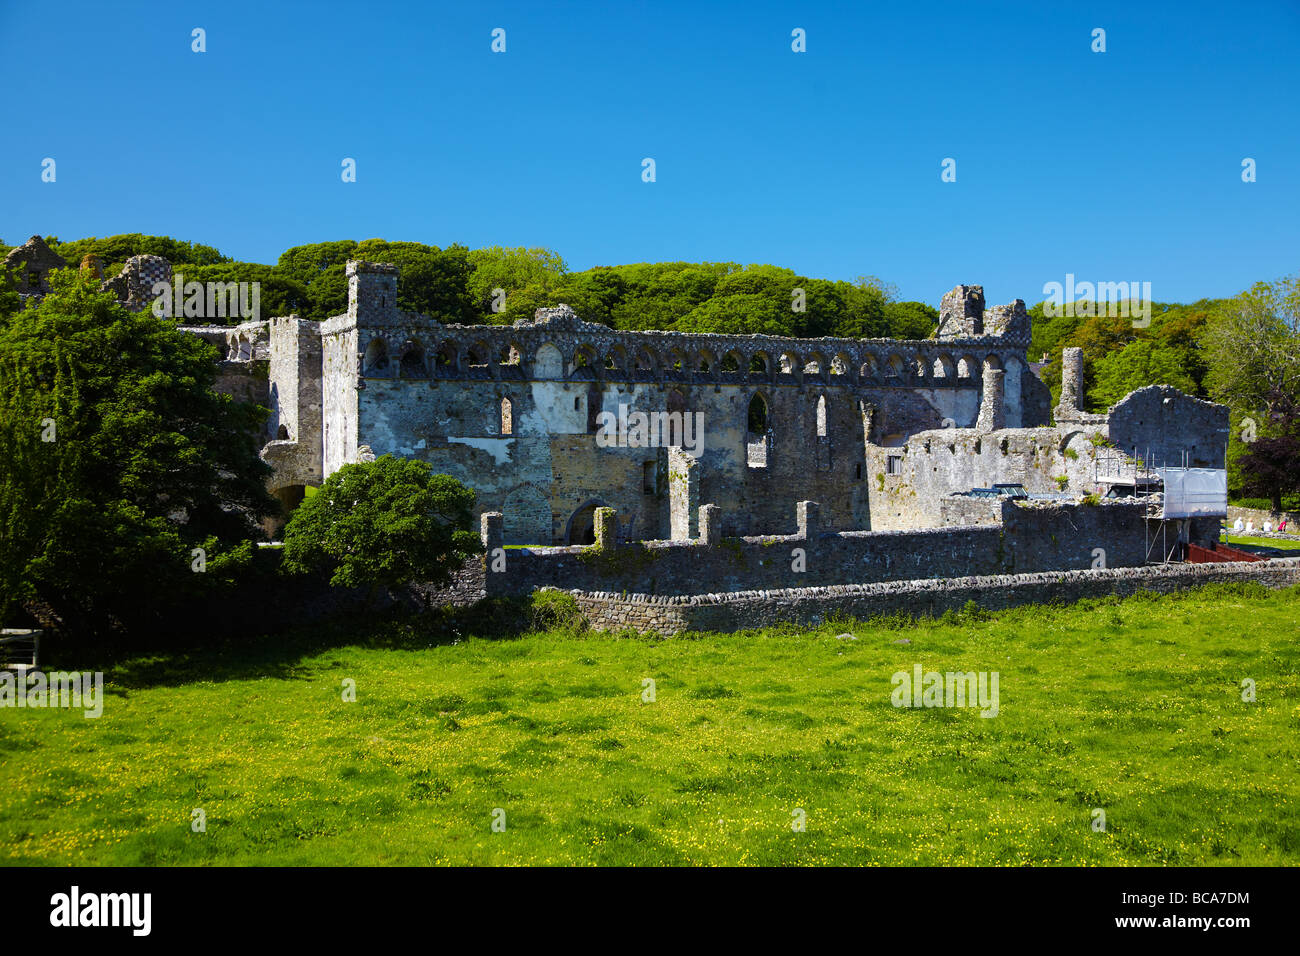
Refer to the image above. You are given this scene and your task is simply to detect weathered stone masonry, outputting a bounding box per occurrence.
[198,263,1080,543]
[567,557,1300,636]
[167,259,1236,633]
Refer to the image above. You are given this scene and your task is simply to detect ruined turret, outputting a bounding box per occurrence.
[3,235,67,294]
[936,284,985,338]
[101,255,173,311]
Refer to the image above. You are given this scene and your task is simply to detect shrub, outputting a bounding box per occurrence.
[282,455,480,595]
[529,589,586,633]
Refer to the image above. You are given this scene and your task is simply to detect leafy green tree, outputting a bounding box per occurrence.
[175,262,310,324]
[1237,436,1300,512]
[1202,275,1300,421]
[830,281,889,339]
[467,246,568,322]
[52,233,230,269]
[885,301,939,339]
[282,455,481,595]
[1201,276,1300,498]
[675,294,789,336]
[276,240,478,323]
[1087,339,1199,409]
[0,270,274,637]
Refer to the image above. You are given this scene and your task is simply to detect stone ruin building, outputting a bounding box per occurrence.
[171,261,1228,553]
[2,235,67,295]
[9,245,1250,629]
[4,234,175,312]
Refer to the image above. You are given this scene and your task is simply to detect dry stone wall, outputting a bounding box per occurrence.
[569,557,1300,636]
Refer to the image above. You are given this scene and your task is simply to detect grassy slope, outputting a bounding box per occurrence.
[2,584,1298,866]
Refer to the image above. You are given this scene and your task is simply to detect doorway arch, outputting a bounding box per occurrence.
[565,500,607,546]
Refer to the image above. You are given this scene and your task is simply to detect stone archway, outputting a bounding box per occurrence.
[266,484,308,539]
[565,500,606,546]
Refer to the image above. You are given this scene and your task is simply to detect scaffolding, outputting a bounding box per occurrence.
[1094,448,1228,564]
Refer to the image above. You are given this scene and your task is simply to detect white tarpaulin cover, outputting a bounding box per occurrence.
[1159,467,1227,518]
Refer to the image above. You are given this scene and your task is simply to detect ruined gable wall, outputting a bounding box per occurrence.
[867,426,1114,530]
[1105,386,1229,469]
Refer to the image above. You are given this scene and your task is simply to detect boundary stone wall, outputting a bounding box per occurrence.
[567,557,1300,636]
[480,498,1150,597]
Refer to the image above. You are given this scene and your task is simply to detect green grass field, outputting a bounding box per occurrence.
[1221,533,1300,552]
[2,583,1298,866]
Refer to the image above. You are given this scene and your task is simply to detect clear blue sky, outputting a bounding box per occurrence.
[3,0,1297,307]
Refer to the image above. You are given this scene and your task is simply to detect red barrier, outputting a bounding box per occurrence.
[1189,542,1264,563]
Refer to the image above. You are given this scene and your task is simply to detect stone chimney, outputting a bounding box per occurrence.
[1055,347,1084,420]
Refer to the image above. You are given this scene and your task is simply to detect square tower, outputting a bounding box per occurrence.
[346,259,399,326]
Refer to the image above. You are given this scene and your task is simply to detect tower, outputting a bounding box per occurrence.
[347,259,399,325]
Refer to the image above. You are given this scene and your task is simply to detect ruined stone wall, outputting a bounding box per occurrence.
[184,260,1220,553]
[867,426,1106,529]
[332,285,1031,541]
[1105,386,1229,470]
[478,498,1147,597]
[212,361,269,407]
[320,315,359,477]
[261,317,324,490]
[2,235,66,294]
[866,383,1229,533]
[323,262,1037,542]
[569,557,1300,636]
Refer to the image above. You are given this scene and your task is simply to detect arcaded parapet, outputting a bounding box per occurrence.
[3,235,67,294]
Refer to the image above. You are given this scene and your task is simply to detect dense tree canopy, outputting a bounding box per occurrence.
[0,270,275,637]
[22,233,929,341]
